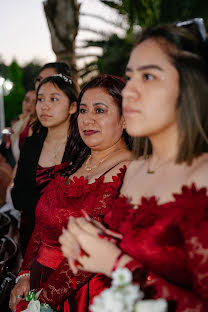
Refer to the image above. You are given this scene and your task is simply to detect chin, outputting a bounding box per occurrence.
[125,123,141,137]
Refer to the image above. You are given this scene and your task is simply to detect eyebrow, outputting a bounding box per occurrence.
[38,92,61,96]
[126,64,163,72]
[80,102,108,107]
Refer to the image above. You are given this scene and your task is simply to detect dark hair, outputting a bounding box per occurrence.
[34,62,72,85]
[34,74,86,176]
[133,23,208,164]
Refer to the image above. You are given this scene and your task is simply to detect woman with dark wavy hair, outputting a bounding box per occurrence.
[61,21,208,311]
[10,74,134,312]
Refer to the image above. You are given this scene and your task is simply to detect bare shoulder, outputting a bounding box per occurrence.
[189,153,208,188]
[124,157,145,178]
[103,160,132,182]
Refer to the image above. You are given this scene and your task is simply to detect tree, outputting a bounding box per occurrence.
[100,0,160,29]
[43,0,80,78]
[22,62,41,91]
[4,61,25,126]
[159,0,208,27]
[43,0,208,82]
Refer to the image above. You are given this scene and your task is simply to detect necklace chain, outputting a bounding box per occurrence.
[147,155,174,174]
[47,141,66,162]
[85,150,116,173]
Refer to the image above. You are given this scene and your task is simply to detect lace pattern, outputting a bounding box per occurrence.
[20,166,126,308]
[104,184,208,311]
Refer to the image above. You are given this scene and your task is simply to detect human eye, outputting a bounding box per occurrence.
[143,73,155,81]
[96,107,104,113]
[37,97,44,102]
[79,108,87,114]
[51,96,58,102]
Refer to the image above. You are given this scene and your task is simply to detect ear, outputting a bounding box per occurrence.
[120,115,126,129]
[69,101,77,115]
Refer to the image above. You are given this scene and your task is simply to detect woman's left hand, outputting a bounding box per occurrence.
[59,216,122,276]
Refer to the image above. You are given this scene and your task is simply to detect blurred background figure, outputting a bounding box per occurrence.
[10,89,36,163]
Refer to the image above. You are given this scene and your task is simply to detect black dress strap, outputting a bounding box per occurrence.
[101,162,125,177]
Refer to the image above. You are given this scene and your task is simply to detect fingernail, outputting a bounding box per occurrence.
[80,248,88,257]
[73,259,79,267]
[74,245,80,255]
[97,232,117,243]
[109,230,121,235]
[81,209,92,222]
[97,232,106,239]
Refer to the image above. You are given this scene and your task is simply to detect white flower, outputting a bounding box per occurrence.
[91,288,125,312]
[91,268,168,312]
[24,300,41,312]
[111,268,133,287]
[122,284,143,306]
[135,298,168,312]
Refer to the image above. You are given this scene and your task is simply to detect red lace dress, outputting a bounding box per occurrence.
[19,166,126,311]
[104,184,208,311]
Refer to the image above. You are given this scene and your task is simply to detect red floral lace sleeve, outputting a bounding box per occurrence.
[20,216,42,271]
[37,168,127,309]
[38,258,93,308]
[105,185,208,312]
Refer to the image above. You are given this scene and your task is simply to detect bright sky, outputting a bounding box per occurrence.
[0,0,124,66]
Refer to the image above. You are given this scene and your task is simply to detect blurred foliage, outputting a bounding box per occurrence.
[4,61,25,126]
[0,60,41,126]
[80,0,208,81]
[159,0,208,28]
[100,0,208,28]
[100,0,160,28]
[22,62,41,91]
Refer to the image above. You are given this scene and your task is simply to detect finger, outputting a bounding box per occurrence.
[61,244,73,258]
[10,291,17,310]
[23,287,30,298]
[59,229,74,246]
[80,211,107,232]
[76,218,101,235]
[92,219,106,231]
[105,229,123,239]
[60,229,81,257]
[68,257,78,275]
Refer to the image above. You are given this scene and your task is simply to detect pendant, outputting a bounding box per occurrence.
[147,168,155,174]
[85,167,92,172]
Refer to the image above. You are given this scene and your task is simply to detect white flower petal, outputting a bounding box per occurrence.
[112,268,133,287]
[27,300,41,312]
[135,298,168,312]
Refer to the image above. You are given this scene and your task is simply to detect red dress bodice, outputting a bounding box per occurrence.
[104,184,208,311]
[20,166,126,310]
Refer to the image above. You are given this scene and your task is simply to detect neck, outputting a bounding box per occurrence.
[90,138,127,161]
[46,123,69,144]
[149,125,179,162]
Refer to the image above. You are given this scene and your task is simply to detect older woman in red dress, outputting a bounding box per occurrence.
[10,75,134,312]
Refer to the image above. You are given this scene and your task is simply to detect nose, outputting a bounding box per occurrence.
[40,100,50,110]
[82,112,95,125]
[122,80,139,100]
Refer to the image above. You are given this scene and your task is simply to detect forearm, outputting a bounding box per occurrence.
[38,258,94,309]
